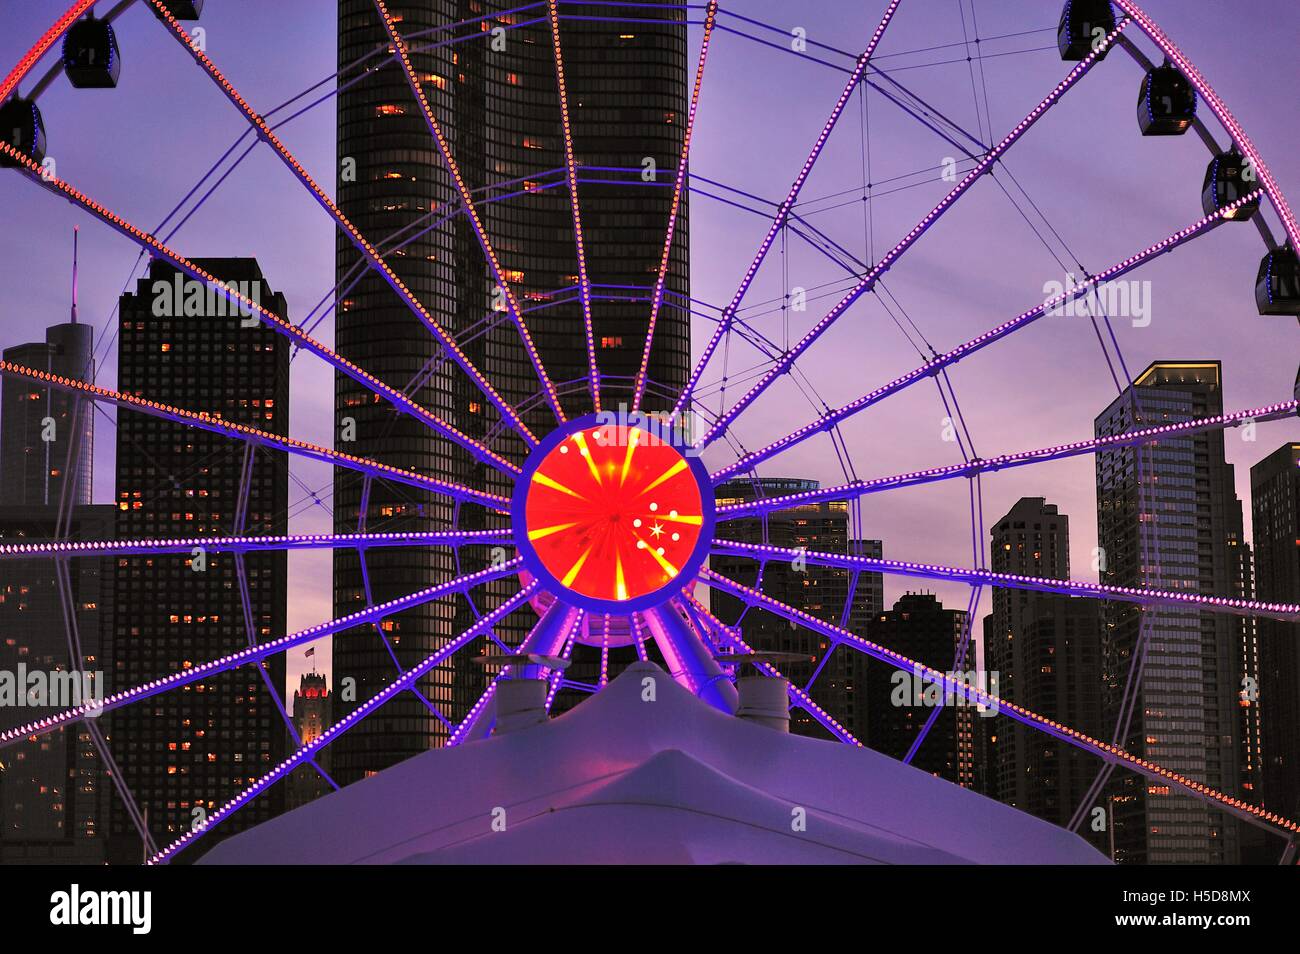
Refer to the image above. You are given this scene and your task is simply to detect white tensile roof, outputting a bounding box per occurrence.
[202,661,1109,865]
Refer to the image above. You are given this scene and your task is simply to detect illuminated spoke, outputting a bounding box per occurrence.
[710,196,1256,481]
[546,0,600,411]
[717,397,1299,518]
[673,0,905,420]
[0,560,523,753]
[370,0,566,426]
[0,359,509,508]
[632,0,718,411]
[697,568,1300,838]
[145,0,541,447]
[694,21,1131,449]
[147,581,537,863]
[710,540,1300,622]
[0,528,513,561]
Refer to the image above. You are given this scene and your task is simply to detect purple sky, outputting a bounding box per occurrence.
[1,0,1296,694]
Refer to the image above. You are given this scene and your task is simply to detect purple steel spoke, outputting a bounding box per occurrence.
[0,359,509,507]
[710,540,1300,622]
[697,568,1300,838]
[544,611,586,712]
[546,0,601,411]
[632,0,718,411]
[711,194,1258,482]
[371,0,566,426]
[0,145,521,477]
[146,0,542,447]
[146,581,538,864]
[694,21,1131,449]
[672,0,905,420]
[0,528,513,561]
[718,396,1298,519]
[0,560,523,752]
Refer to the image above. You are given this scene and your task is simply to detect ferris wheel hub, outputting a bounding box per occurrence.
[513,414,714,618]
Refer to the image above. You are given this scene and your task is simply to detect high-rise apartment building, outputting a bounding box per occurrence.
[332,1,690,780]
[1250,442,1300,822]
[108,258,289,862]
[1095,361,1255,864]
[865,592,976,788]
[983,498,1103,839]
[710,478,883,742]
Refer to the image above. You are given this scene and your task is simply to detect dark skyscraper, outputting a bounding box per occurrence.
[1250,442,1300,822]
[983,498,1103,840]
[710,478,882,742]
[865,592,977,788]
[108,258,289,862]
[332,1,690,780]
[1095,361,1256,864]
[0,320,93,508]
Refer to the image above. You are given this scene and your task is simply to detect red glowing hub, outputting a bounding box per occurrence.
[518,419,709,608]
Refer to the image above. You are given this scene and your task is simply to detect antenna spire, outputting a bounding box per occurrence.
[70,226,79,324]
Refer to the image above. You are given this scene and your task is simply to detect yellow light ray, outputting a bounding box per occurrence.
[619,428,640,486]
[662,513,703,526]
[615,552,628,601]
[634,532,681,579]
[527,521,579,542]
[561,545,593,587]
[571,432,603,487]
[639,457,687,496]
[532,471,585,500]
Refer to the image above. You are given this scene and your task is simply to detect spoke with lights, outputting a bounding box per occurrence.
[370,0,566,426]
[672,0,905,420]
[546,0,600,411]
[697,568,1300,839]
[711,194,1259,482]
[693,21,1131,449]
[0,560,524,753]
[717,397,1299,519]
[147,581,539,864]
[0,142,520,476]
[144,0,541,447]
[710,540,1300,622]
[0,358,509,508]
[632,0,718,411]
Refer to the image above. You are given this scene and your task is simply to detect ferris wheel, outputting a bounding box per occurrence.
[0,0,1298,866]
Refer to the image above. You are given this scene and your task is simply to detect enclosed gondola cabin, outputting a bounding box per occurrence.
[63,16,121,89]
[1138,64,1197,136]
[0,99,46,168]
[153,0,204,18]
[1256,247,1300,318]
[1201,151,1260,220]
[1057,0,1116,61]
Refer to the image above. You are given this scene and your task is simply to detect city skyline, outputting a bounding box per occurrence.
[0,2,1295,699]
[0,0,1297,869]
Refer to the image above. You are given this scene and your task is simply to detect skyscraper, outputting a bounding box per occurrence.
[287,670,332,809]
[332,1,690,780]
[709,478,882,742]
[0,303,108,864]
[108,258,289,862]
[983,498,1103,839]
[0,320,93,508]
[1095,361,1255,864]
[1250,442,1300,822]
[865,592,977,788]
